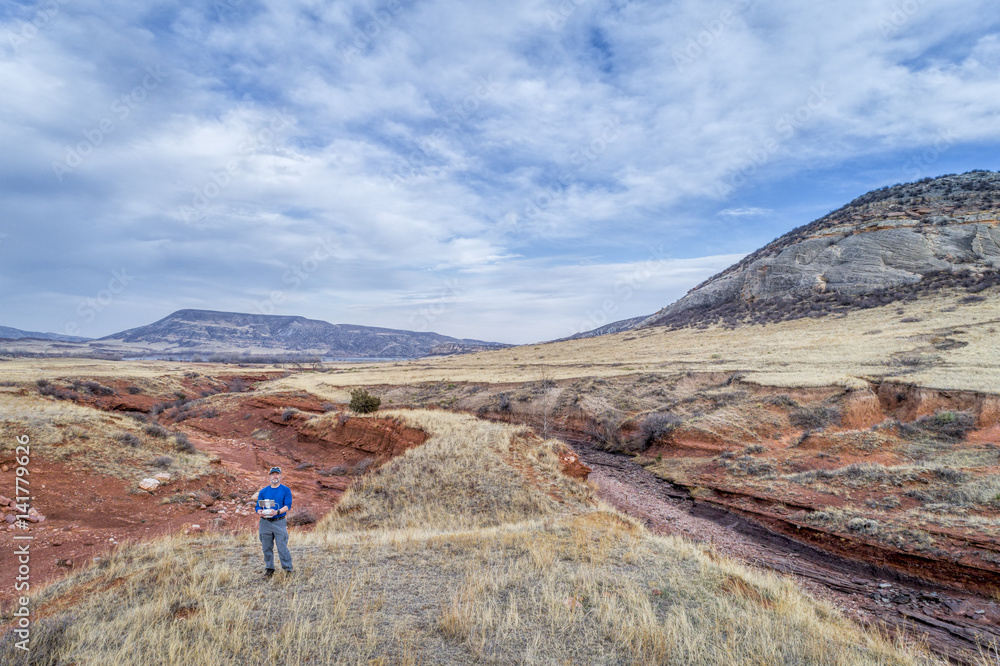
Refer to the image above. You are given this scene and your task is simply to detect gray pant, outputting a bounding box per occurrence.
[259,518,292,571]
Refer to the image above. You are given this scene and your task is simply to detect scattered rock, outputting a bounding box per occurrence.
[138,478,160,491]
[154,472,171,483]
[56,559,73,568]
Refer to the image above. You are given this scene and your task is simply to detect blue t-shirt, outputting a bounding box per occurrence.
[256,484,292,519]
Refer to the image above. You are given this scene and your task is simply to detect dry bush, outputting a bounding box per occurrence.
[634,411,682,450]
[900,411,976,442]
[789,404,841,430]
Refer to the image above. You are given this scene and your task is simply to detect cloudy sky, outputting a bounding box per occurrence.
[2,0,999,344]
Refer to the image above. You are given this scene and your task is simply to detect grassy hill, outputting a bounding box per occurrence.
[0,411,948,665]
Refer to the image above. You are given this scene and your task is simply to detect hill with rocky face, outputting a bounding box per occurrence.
[642,170,1000,328]
[99,309,510,358]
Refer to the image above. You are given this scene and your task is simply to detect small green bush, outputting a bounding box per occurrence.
[349,388,381,414]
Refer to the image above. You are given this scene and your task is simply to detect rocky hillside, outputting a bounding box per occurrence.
[99,309,510,358]
[643,170,1000,328]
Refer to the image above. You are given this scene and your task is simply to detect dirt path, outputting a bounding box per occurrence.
[570,437,1000,665]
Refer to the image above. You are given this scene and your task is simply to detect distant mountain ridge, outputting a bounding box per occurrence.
[99,309,510,358]
[641,170,1000,329]
[0,326,90,343]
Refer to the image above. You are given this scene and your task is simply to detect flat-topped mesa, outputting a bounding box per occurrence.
[642,170,1000,328]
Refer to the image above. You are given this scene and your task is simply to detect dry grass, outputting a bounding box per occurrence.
[257,286,1000,393]
[321,410,593,533]
[0,409,954,665]
[0,390,213,481]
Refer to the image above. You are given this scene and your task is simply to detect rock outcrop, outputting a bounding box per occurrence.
[643,171,1000,328]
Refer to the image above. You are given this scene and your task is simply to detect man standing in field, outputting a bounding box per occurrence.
[256,466,293,578]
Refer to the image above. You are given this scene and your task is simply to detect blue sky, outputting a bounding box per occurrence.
[2,0,1000,344]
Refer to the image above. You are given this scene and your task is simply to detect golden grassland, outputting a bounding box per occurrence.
[0,389,214,482]
[2,286,997,398]
[2,409,967,665]
[254,286,1000,394]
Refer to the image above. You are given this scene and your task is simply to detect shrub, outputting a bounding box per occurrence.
[144,424,170,439]
[846,517,880,535]
[789,405,840,430]
[743,443,766,454]
[227,377,249,393]
[281,407,298,422]
[81,381,115,396]
[354,458,376,475]
[318,465,350,477]
[114,432,141,448]
[635,412,681,449]
[496,393,512,413]
[349,389,380,414]
[901,411,976,442]
[173,434,195,454]
[295,462,315,470]
[150,456,173,469]
[767,394,799,408]
[321,402,336,412]
[586,416,622,451]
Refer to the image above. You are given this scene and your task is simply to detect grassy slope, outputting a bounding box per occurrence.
[0,390,213,482]
[1,410,949,665]
[267,286,999,394]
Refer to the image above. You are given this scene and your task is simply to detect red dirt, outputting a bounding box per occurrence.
[0,389,426,607]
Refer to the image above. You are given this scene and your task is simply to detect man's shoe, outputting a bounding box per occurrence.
[264,569,275,578]
[282,569,293,575]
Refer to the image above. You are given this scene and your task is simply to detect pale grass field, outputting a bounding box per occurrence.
[1,409,961,665]
[3,286,996,397]
[265,287,999,394]
[0,390,213,481]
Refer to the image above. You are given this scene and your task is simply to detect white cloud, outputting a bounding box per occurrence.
[718,207,772,217]
[1,0,999,341]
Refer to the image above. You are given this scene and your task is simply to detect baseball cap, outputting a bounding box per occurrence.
[269,466,281,474]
